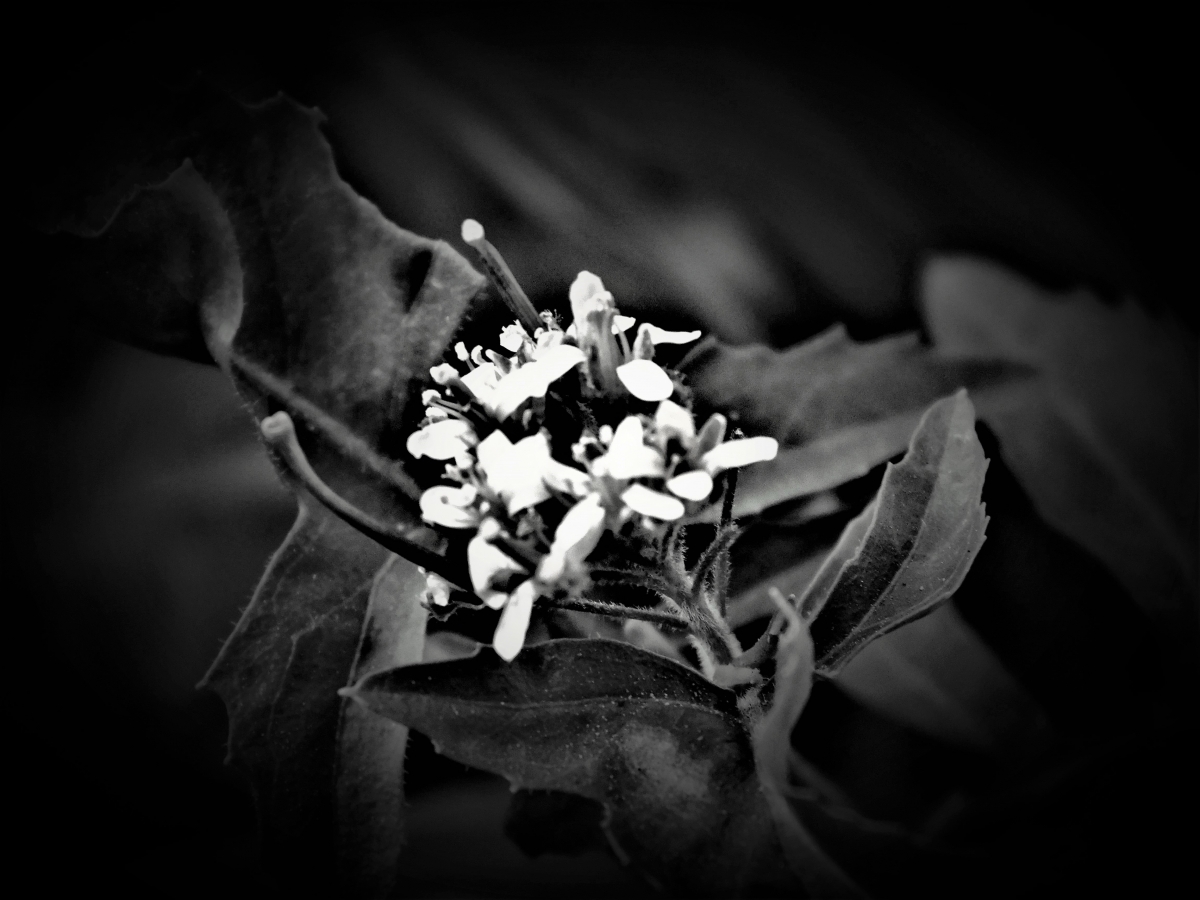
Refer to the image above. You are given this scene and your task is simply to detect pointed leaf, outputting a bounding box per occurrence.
[921,256,1198,638]
[682,327,1027,516]
[835,603,1051,760]
[345,638,798,896]
[799,390,990,674]
[199,499,390,890]
[335,555,428,897]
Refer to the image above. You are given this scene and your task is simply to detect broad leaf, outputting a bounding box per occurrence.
[200,499,390,890]
[834,603,1051,761]
[53,90,489,579]
[344,639,798,897]
[799,390,990,674]
[921,257,1198,639]
[334,554,428,897]
[682,327,1026,517]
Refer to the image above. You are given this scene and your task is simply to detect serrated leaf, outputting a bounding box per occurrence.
[682,326,1027,517]
[834,603,1051,760]
[921,256,1198,639]
[199,499,390,891]
[53,90,489,576]
[799,390,990,674]
[335,554,428,897]
[345,638,797,897]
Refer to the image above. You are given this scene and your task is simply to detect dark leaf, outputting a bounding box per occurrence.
[503,789,608,858]
[335,555,428,897]
[799,390,990,674]
[834,603,1051,761]
[199,498,390,890]
[53,90,489,577]
[682,327,1026,516]
[345,638,798,896]
[921,256,1198,641]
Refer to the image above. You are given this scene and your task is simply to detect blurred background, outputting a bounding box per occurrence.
[10,6,1195,897]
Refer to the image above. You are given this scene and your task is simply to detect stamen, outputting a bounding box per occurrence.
[461,219,543,335]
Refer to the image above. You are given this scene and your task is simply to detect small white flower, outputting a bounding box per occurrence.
[468,527,528,610]
[616,359,674,401]
[499,323,530,352]
[493,578,539,662]
[537,492,607,584]
[406,418,477,460]
[475,430,554,513]
[420,485,481,528]
[665,470,714,501]
[620,483,685,521]
[593,416,665,480]
[700,436,779,474]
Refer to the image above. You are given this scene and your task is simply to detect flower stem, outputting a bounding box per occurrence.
[543,595,690,629]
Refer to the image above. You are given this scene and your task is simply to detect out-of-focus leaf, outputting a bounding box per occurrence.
[729,549,828,629]
[835,604,1051,761]
[502,789,608,858]
[752,609,867,898]
[199,498,390,891]
[344,639,798,897]
[921,257,1198,639]
[53,90,489,579]
[799,391,990,674]
[334,555,428,897]
[682,327,1025,517]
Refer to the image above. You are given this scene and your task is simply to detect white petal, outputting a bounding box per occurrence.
[544,460,592,497]
[654,400,696,443]
[420,486,480,528]
[504,433,553,512]
[493,580,539,662]
[594,416,663,479]
[701,436,779,474]
[616,359,674,401]
[468,532,527,605]
[499,323,529,352]
[666,470,714,501]
[532,343,586,382]
[612,315,637,333]
[538,493,606,583]
[620,483,685,521]
[460,362,501,403]
[491,345,585,419]
[643,324,702,345]
[406,418,476,460]
[475,429,515,475]
[532,329,564,357]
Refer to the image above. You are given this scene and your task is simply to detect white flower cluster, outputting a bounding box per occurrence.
[407,271,777,661]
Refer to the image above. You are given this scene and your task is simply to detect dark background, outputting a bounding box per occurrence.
[10,6,1195,897]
